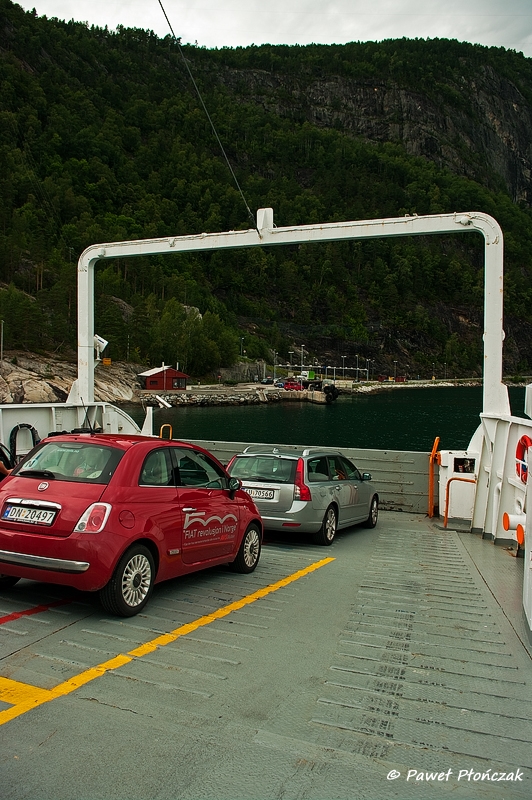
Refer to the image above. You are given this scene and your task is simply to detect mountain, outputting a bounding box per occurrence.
[1,0,532,378]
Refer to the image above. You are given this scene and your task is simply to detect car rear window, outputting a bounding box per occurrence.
[14,442,124,484]
[230,455,296,484]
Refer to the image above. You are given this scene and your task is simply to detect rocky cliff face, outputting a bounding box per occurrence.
[0,353,143,404]
[217,63,532,205]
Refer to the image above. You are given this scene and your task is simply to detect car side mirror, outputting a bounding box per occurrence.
[362,472,372,481]
[228,475,241,498]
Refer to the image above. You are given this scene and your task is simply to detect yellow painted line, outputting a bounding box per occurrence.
[0,677,53,705]
[128,557,334,657]
[0,557,334,726]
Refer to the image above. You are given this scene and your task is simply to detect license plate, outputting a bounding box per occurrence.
[2,505,56,526]
[245,487,275,500]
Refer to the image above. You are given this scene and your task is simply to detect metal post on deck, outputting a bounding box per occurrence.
[443,477,477,527]
[428,436,440,518]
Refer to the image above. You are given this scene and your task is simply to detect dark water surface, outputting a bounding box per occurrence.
[124,386,526,453]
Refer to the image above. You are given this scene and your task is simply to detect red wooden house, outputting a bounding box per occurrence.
[138,366,189,391]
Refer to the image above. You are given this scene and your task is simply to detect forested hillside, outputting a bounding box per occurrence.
[1,0,532,378]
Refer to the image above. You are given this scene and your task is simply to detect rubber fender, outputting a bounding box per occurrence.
[9,423,40,461]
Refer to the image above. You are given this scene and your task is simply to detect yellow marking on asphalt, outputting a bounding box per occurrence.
[0,677,53,705]
[128,557,334,657]
[0,557,334,725]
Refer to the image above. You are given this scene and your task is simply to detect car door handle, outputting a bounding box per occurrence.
[183,507,197,512]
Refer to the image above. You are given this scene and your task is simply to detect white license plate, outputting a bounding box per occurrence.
[245,487,275,500]
[2,505,56,525]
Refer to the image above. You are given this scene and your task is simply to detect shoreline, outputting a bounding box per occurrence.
[0,350,527,408]
[135,379,488,408]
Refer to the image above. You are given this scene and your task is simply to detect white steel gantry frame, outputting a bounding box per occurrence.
[71,207,508,415]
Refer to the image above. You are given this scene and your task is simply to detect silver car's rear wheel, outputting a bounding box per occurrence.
[364,495,379,528]
[314,505,337,546]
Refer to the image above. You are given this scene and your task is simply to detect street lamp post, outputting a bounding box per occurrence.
[273,350,277,381]
[432,362,435,381]
[301,345,305,374]
[366,359,370,381]
[341,355,346,379]
[393,360,398,381]
[356,354,359,382]
[288,351,294,367]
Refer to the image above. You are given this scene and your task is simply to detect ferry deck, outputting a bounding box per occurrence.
[1,207,531,798]
[1,510,530,800]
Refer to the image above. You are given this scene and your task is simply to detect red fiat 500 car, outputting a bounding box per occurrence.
[0,434,262,616]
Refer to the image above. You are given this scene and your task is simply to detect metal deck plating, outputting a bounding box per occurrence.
[0,512,530,799]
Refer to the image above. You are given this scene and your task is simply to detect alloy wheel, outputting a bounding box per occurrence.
[243,527,261,568]
[121,553,153,607]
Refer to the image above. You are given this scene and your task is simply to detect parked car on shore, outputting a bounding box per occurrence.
[227,446,378,545]
[283,380,304,391]
[0,434,262,616]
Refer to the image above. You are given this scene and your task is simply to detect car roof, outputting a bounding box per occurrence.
[40,433,200,453]
[239,445,342,458]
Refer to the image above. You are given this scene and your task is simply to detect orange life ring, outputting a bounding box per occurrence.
[516,435,532,483]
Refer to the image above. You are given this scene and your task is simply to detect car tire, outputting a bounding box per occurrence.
[99,544,155,617]
[0,574,21,589]
[314,505,337,546]
[230,524,261,573]
[364,495,379,528]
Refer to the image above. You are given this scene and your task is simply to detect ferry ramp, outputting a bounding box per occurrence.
[0,512,530,800]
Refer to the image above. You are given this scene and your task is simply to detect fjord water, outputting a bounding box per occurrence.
[127,386,526,453]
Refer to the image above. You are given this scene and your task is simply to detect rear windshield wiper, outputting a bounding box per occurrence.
[17,469,56,479]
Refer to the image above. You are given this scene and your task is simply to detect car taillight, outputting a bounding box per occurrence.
[74,503,112,533]
[294,458,311,501]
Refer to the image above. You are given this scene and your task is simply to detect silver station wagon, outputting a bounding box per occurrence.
[227,446,378,545]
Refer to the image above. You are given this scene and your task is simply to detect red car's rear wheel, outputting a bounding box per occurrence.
[99,544,155,617]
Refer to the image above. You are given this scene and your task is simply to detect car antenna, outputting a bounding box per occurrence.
[79,398,95,434]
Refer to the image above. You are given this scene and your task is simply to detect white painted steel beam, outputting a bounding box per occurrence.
[74,209,508,417]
